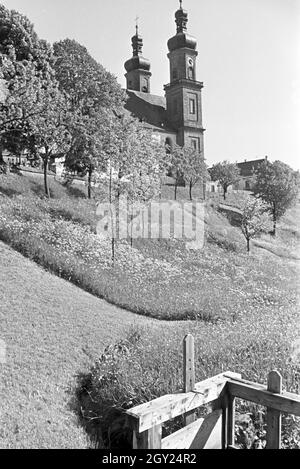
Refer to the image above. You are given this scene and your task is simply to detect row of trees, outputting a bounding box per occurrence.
[209,159,299,241]
[0,5,209,205]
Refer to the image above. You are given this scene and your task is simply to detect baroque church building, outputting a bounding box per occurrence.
[124,2,205,156]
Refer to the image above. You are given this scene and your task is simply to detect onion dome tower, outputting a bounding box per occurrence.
[124,23,152,93]
[164,0,205,151]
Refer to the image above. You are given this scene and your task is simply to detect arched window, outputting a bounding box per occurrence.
[188,66,194,80]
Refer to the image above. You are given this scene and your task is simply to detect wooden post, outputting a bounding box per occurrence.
[132,425,162,449]
[183,334,196,426]
[227,394,236,448]
[220,387,236,449]
[266,370,282,449]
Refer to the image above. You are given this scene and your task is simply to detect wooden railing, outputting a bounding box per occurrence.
[126,335,300,449]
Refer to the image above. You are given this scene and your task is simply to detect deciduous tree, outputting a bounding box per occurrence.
[209,161,241,200]
[241,197,271,252]
[253,160,300,235]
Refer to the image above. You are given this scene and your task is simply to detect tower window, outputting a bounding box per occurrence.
[190,138,199,151]
[188,66,194,80]
[189,98,196,115]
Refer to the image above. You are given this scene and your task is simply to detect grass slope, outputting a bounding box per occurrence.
[0,173,299,448]
[0,241,155,449]
[0,173,298,322]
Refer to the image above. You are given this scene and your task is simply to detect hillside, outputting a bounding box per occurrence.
[0,240,160,449]
[0,173,299,448]
[0,173,298,322]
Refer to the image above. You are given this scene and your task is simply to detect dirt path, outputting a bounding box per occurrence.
[0,241,158,448]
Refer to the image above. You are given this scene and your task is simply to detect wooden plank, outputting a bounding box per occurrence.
[183,334,196,426]
[127,371,241,433]
[162,418,204,450]
[266,371,282,449]
[191,410,222,449]
[162,411,222,450]
[227,378,300,417]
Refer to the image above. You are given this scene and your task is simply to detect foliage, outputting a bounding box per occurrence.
[241,196,271,252]
[53,39,126,199]
[209,161,241,200]
[170,144,208,200]
[0,5,55,143]
[253,160,300,235]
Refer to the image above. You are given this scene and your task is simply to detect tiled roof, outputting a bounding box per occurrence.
[125,89,169,130]
[237,158,267,177]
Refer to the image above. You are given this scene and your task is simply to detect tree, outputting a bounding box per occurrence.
[53,39,126,198]
[209,161,241,200]
[0,5,56,170]
[253,160,300,235]
[27,85,71,197]
[180,146,208,200]
[241,197,271,253]
[169,144,184,200]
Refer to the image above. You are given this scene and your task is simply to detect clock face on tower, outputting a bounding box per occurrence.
[187,57,194,67]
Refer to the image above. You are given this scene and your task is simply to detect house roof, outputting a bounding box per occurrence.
[237,158,267,177]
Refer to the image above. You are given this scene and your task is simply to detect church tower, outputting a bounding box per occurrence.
[124,24,152,93]
[164,1,205,152]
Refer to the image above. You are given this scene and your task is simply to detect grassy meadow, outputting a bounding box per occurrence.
[0,172,299,448]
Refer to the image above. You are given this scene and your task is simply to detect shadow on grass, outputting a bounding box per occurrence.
[69,371,132,450]
[66,185,87,199]
[0,186,21,197]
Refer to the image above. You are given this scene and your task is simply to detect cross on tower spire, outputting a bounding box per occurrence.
[135,16,139,35]
[179,0,183,10]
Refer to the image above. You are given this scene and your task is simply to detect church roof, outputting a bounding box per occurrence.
[125,89,171,131]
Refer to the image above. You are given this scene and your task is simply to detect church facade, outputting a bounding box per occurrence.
[124,3,205,156]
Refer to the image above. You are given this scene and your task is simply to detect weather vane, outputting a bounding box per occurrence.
[135,15,139,35]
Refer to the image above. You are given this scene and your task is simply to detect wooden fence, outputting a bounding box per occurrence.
[126,334,300,449]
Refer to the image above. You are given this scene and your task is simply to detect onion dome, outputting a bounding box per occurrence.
[167,2,197,52]
[124,27,151,72]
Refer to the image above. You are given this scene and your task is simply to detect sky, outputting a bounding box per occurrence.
[1,0,300,170]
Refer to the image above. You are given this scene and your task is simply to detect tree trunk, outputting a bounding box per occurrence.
[189,181,193,201]
[109,165,115,264]
[223,186,227,200]
[247,238,250,253]
[175,181,178,201]
[44,155,50,198]
[272,203,277,236]
[88,164,93,199]
[0,144,7,173]
[0,143,4,165]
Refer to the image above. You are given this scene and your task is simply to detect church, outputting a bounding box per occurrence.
[124,2,205,156]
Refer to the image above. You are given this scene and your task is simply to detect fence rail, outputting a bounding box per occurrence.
[126,334,300,450]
